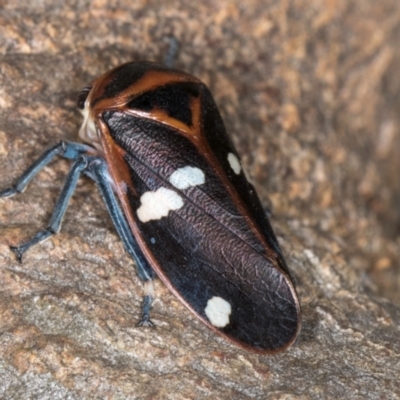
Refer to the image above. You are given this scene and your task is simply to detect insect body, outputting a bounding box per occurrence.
[1,62,301,353]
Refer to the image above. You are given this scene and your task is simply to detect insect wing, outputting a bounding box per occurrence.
[95,76,300,353]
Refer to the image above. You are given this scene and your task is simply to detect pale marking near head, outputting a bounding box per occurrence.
[227,153,241,175]
[169,166,205,190]
[205,296,232,328]
[78,105,102,150]
[137,187,184,223]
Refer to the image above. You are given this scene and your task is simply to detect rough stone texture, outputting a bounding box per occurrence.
[0,0,399,399]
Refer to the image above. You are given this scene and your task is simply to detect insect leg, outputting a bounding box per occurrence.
[10,155,88,261]
[0,141,92,198]
[163,36,179,68]
[138,294,154,327]
[86,158,155,325]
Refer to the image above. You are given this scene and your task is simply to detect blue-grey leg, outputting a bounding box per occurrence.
[85,157,154,281]
[164,36,179,68]
[1,143,155,324]
[0,141,91,198]
[137,292,154,327]
[85,157,155,325]
[10,155,88,261]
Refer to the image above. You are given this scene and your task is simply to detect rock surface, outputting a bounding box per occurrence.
[0,0,399,398]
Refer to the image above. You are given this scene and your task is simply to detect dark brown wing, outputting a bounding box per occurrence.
[89,63,300,352]
[101,110,300,352]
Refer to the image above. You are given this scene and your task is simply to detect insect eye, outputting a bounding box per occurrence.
[77,86,92,110]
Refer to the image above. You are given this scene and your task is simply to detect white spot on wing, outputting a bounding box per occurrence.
[137,187,184,223]
[169,166,205,190]
[205,296,232,328]
[227,153,241,175]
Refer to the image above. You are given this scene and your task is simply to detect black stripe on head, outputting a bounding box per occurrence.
[128,82,200,127]
[102,62,171,99]
[92,61,170,107]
